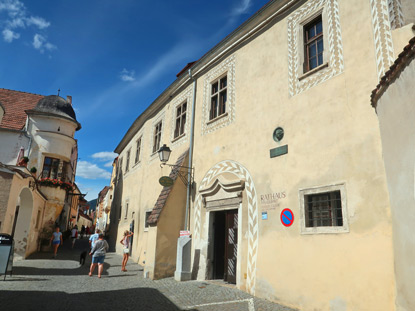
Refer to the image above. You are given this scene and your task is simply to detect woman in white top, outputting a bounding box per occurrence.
[120,230,133,272]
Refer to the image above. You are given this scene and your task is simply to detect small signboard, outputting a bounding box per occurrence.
[262,211,268,220]
[159,176,174,187]
[0,234,14,280]
[180,230,191,237]
[280,208,294,227]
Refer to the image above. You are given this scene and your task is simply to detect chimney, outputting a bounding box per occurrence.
[67,95,72,105]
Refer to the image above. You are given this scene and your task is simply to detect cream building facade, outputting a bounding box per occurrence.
[112,0,415,310]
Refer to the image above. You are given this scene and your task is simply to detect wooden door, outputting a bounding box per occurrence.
[224,209,238,284]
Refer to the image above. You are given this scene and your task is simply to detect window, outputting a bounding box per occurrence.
[145,210,152,229]
[135,137,141,164]
[153,121,162,153]
[174,102,187,138]
[210,75,227,120]
[299,184,349,234]
[305,191,342,227]
[124,202,129,219]
[118,158,123,178]
[42,157,60,179]
[125,150,130,172]
[304,16,324,72]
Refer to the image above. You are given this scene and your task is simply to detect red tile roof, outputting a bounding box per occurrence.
[371,35,415,109]
[0,88,44,130]
[147,149,189,225]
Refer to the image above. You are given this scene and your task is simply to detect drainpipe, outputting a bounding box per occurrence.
[185,68,197,230]
[24,117,33,158]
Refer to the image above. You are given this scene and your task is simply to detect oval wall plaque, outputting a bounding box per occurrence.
[159,176,174,187]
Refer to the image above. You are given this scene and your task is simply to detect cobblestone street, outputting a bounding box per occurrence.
[0,238,296,311]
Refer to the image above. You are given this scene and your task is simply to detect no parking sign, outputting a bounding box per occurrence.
[280,208,294,227]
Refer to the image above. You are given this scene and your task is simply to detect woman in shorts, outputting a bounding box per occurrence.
[50,226,63,258]
[89,233,109,278]
[120,230,133,272]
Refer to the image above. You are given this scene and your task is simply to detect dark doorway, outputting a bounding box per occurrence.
[212,209,238,284]
[11,206,19,238]
[129,219,135,256]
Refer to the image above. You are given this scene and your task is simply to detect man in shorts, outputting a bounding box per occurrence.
[88,233,109,278]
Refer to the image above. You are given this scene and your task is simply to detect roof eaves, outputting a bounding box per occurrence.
[371,35,415,109]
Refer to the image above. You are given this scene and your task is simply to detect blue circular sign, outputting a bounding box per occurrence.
[280,208,294,227]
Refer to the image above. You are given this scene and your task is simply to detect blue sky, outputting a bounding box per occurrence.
[0,0,269,200]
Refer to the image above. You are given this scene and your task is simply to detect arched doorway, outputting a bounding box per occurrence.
[13,188,34,258]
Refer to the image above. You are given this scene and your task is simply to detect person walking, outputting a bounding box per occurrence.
[50,226,63,258]
[71,226,78,248]
[80,225,85,238]
[120,230,133,272]
[89,233,109,278]
[89,229,100,250]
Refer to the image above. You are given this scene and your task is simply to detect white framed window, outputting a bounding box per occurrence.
[209,75,227,121]
[174,101,187,139]
[202,55,235,136]
[153,121,162,154]
[287,0,344,96]
[135,137,142,164]
[299,183,349,234]
[125,149,130,172]
[124,202,129,220]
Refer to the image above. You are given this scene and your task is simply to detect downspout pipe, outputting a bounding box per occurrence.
[185,68,197,230]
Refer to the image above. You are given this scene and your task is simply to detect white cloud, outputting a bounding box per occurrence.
[91,151,118,161]
[26,16,50,29]
[76,160,111,180]
[2,28,19,42]
[120,68,135,82]
[0,0,24,16]
[231,0,252,16]
[0,0,54,51]
[104,161,114,168]
[33,33,56,53]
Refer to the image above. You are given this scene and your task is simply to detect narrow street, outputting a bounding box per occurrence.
[0,238,296,311]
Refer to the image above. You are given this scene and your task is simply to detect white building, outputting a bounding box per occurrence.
[0,89,81,258]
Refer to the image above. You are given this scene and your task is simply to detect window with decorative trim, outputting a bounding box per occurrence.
[303,16,324,72]
[135,137,141,164]
[153,121,162,153]
[299,184,349,234]
[210,75,227,120]
[287,0,344,96]
[174,102,187,138]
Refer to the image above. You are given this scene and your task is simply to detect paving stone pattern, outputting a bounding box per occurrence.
[0,238,297,311]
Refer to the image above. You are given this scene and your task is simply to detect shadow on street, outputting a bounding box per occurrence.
[0,287,198,311]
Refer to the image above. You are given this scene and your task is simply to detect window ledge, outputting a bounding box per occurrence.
[172,133,186,143]
[299,62,329,81]
[133,161,141,168]
[207,112,228,125]
[301,226,349,235]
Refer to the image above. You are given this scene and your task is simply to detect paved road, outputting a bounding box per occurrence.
[0,238,296,311]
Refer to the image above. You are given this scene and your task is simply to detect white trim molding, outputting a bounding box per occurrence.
[202,55,236,136]
[287,0,344,97]
[299,183,349,235]
[170,85,193,147]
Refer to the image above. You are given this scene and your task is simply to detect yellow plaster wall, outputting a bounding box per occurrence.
[188,0,398,310]
[153,165,188,279]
